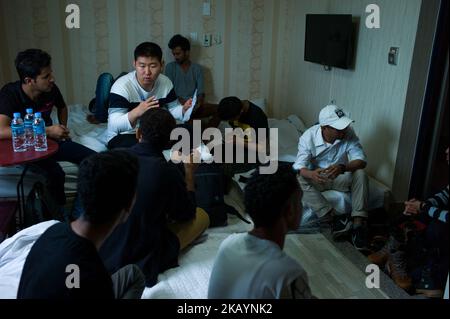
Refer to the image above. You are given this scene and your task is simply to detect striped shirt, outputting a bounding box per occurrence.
[422,186,449,223]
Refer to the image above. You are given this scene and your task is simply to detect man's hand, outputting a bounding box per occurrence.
[46,125,70,141]
[309,168,329,184]
[324,164,345,180]
[182,98,193,114]
[182,150,201,192]
[403,198,422,216]
[136,96,160,117]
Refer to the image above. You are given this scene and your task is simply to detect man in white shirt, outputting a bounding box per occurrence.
[293,105,369,250]
[106,42,193,149]
[208,165,315,299]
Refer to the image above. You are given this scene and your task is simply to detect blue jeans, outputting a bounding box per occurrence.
[94,72,127,122]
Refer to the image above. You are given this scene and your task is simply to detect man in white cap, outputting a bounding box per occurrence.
[293,105,369,250]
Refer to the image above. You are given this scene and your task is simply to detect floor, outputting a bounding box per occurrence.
[224,182,413,299]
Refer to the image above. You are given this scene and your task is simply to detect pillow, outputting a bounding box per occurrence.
[287,115,307,134]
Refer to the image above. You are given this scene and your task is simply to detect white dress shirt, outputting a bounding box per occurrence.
[293,124,367,171]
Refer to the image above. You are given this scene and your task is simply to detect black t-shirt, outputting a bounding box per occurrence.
[0,81,65,126]
[17,223,114,299]
[229,102,269,143]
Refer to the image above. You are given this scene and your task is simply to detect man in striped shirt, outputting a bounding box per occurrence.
[402,147,449,297]
[369,148,448,297]
[404,147,449,224]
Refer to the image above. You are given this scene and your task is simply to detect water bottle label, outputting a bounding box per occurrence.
[34,126,45,135]
[13,127,25,135]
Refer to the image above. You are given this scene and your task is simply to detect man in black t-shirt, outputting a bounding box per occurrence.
[99,108,210,287]
[0,49,95,209]
[17,150,145,299]
[217,96,270,181]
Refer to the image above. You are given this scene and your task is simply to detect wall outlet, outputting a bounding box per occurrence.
[203,34,212,47]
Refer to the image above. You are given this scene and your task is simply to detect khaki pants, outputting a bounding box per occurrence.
[298,169,369,219]
[168,208,210,250]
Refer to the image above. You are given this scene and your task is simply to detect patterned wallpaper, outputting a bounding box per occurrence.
[0,0,424,188]
[0,0,274,108]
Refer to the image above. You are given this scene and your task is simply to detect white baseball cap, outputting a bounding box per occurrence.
[319,105,354,130]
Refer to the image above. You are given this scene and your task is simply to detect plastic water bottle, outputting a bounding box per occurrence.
[33,112,48,152]
[11,113,26,152]
[24,108,34,147]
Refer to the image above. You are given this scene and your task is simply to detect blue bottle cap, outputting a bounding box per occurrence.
[26,108,33,114]
[13,112,21,118]
[35,112,42,117]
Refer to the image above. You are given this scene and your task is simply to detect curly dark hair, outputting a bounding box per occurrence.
[15,49,51,84]
[77,150,139,225]
[139,108,176,150]
[218,96,243,120]
[134,42,163,62]
[168,34,191,51]
[244,165,301,228]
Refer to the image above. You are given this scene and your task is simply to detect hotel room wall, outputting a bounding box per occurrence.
[0,0,278,108]
[273,0,422,189]
[0,0,422,189]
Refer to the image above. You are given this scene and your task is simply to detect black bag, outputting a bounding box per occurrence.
[24,181,62,228]
[195,163,250,227]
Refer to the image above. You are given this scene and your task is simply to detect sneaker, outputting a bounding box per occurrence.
[318,212,334,228]
[386,250,412,291]
[368,235,400,266]
[332,214,352,240]
[350,224,369,251]
[415,265,444,298]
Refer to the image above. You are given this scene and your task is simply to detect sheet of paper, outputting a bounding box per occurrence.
[191,89,198,108]
[183,89,197,121]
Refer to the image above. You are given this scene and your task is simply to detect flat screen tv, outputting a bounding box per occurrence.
[304,14,354,69]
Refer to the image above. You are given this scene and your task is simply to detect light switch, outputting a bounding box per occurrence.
[203,2,211,16]
[389,47,399,65]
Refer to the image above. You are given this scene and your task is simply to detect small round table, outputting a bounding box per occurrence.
[0,139,59,230]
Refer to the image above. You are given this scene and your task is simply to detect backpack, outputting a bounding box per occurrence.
[195,163,250,227]
[24,181,62,228]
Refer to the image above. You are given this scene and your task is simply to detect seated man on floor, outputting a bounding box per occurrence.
[166,34,205,106]
[208,165,315,299]
[293,104,369,250]
[99,108,210,287]
[106,42,193,149]
[0,49,96,212]
[217,96,269,186]
[166,34,219,127]
[368,147,449,298]
[18,150,145,299]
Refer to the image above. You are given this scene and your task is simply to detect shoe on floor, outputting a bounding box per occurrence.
[368,235,401,266]
[331,214,352,240]
[317,211,334,229]
[386,250,412,291]
[350,223,369,251]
